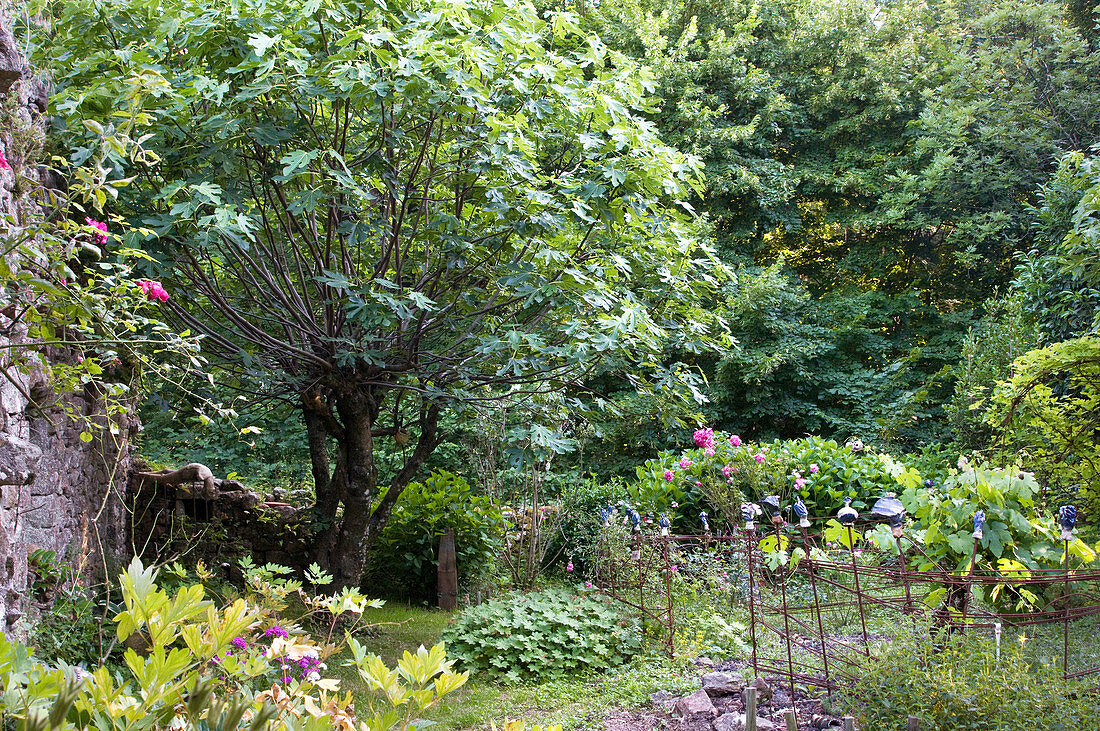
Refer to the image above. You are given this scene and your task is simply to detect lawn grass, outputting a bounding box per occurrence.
[332,601,697,730]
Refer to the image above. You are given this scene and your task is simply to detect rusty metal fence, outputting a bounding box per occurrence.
[593,521,1100,695]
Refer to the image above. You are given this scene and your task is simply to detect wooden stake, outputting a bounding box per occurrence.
[907,716,921,731]
[437,527,458,611]
[745,687,758,731]
[842,716,855,731]
[784,709,797,731]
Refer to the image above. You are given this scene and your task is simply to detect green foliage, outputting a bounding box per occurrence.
[709,264,963,448]
[1013,151,1100,344]
[1,10,203,445]
[554,476,631,575]
[897,461,1097,610]
[986,335,1100,517]
[441,589,643,683]
[639,432,912,530]
[848,627,1100,731]
[138,399,314,494]
[946,293,1039,449]
[37,0,729,585]
[0,557,466,731]
[366,470,504,601]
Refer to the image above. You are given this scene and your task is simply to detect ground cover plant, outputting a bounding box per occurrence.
[848,625,1100,731]
[441,588,644,683]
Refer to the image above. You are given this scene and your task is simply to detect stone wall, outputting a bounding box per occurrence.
[129,471,312,581]
[0,12,133,639]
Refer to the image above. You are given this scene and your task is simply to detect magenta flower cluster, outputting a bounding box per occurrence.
[693,428,716,455]
[0,149,9,170]
[136,279,170,302]
[85,217,108,246]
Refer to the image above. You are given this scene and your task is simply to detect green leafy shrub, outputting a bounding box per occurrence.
[892,461,1097,611]
[847,627,1100,731]
[441,588,642,682]
[986,335,1100,518]
[0,557,468,730]
[366,470,504,601]
[555,477,631,575]
[945,294,1038,450]
[638,432,912,530]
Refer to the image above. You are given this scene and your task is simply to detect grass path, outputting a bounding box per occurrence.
[335,602,695,730]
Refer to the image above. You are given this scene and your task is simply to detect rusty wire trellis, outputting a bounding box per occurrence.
[594,519,1100,698]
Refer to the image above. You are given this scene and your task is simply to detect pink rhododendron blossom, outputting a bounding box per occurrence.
[730,434,742,447]
[679,457,692,469]
[0,149,9,170]
[664,469,674,481]
[810,463,819,473]
[693,428,715,450]
[566,561,574,572]
[795,478,806,489]
[84,217,108,246]
[703,446,715,456]
[753,453,765,464]
[136,279,170,303]
[722,464,733,478]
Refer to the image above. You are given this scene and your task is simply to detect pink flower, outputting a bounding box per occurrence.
[722,464,733,478]
[795,478,806,489]
[694,480,701,486]
[810,464,820,473]
[566,562,574,572]
[136,279,170,303]
[679,457,692,469]
[84,217,108,246]
[584,581,592,589]
[693,428,715,450]
[664,469,674,482]
[729,434,742,447]
[703,446,715,457]
[753,453,765,464]
[670,565,678,572]
[0,149,9,169]
[76,356,84,363]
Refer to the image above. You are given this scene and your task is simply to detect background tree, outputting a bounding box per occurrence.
[42,0,727,586]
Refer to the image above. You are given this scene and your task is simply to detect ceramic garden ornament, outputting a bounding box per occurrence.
[741,502,761,530]
[762,495,783,527]
[659,514,671,536]
[699,511,710,533]
[972,509,985,539]
[793,495,811,528]
[1059,505,1077,541]
[871,493,906,537]
[837,497,858,526]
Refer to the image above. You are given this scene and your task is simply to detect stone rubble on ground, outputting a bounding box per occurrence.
[674,689,718,718]
[701,671,745,697]
[714,712,776,731]
[744,677,774,703]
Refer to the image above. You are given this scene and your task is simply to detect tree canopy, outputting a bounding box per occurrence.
[41,0,728,584]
